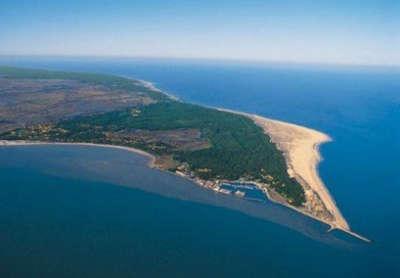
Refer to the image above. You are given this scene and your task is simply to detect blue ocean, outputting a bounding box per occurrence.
[0,57,399,277]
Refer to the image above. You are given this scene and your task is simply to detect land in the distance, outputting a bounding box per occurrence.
[0,66,367,241]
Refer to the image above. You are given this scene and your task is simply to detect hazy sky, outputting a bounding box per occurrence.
[1,0,399,65]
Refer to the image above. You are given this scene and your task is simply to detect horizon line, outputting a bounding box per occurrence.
[1,54,400,70]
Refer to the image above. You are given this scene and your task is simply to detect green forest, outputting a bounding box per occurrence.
[0,67,305,206]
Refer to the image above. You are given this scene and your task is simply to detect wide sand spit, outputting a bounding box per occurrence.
[218,108,369,242]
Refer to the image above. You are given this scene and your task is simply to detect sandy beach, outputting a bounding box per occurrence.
[250,115,349,229]
[250,115,372,242]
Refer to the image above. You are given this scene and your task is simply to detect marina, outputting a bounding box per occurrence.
[219,182,268,202]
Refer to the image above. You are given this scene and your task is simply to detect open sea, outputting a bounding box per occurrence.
[0,57,399,277]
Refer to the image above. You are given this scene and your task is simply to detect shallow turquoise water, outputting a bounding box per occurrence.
[0,57,399,276]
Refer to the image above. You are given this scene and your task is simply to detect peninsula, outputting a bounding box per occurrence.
[0,66,367,241]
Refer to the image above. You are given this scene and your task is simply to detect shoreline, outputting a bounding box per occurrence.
[0,137,369,243]
[0,136,369,242]
[0,140,156,167]
[0,109,370,242]
[138,79,180,101]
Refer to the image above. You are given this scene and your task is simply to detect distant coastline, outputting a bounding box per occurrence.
[138,79,180,101]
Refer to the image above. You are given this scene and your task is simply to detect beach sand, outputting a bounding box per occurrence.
[250,115,371,242]
[250,115,349,230]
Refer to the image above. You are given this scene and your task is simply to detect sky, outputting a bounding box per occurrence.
[1,0,399,66]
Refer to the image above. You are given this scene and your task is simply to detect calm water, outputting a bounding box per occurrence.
[0,57,399,277]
